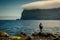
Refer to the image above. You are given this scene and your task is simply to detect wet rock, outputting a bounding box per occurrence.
[20,32,27,36]
[26,36,32,40]
[32,32,38,36]
[0,30,9,37]
[38,32,56,38]
[14,32,27,37]
[59,36,60,38]
[38,32,48,37]
[9,36,21,40]
[53,38,60,40]
[0,37,13,40]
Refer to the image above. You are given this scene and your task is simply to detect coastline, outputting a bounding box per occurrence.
[0,30,60,40]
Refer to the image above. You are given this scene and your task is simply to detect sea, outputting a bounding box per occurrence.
[0,20,60,35]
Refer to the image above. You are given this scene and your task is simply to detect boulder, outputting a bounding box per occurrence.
[26,36,32,40]
[32,32,38,36]
[0,30,9,37]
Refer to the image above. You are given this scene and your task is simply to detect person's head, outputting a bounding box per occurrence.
[40,23,42,25]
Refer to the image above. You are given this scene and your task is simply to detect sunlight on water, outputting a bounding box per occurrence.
[21,20,60,34]
[0,20,60,35]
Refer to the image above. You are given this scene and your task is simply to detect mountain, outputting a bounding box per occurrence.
[21,8,60,20]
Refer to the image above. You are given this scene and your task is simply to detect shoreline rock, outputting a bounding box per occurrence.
[0,30,60,40]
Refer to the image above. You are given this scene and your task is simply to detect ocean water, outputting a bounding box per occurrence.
[0,20,60,35]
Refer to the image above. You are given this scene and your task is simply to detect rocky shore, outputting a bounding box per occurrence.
[0,30,60,40]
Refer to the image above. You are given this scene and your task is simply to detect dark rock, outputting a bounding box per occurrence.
[14,32,27,37]
[38,32,47,37]
[26,36,32,40]
[38,32,57,38]
[32,32,38,36]
[59,36,60,37]
[53,38,60,40]
[20,32,27,36]
[0,30,9,37]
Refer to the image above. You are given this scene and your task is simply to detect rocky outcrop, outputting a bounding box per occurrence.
[0,30,9,37]
[0,30,60,40]
[21,8,60,20]
[31,32,60,40]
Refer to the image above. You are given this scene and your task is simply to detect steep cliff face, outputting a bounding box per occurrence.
[21,8,60,20]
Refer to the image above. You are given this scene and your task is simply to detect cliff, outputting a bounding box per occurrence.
[21,8,60,20]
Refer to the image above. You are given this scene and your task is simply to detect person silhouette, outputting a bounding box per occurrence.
[39,23,43,33]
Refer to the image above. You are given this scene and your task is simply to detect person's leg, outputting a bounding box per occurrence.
[40,29,42,33]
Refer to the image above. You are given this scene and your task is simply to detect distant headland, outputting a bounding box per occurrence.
[20,8,60,20]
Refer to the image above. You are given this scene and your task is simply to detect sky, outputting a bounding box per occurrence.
[0,0,40,20]
[0,0,59,20]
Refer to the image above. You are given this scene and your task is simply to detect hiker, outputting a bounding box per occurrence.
[39,23,43,33]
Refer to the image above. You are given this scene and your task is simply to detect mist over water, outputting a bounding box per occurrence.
[0,20,60,35]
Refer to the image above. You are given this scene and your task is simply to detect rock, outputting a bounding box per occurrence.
[26,36,32,40]
[14,32,27,37]
[53,38,60,40]
[0,30,9,37]
[38,32,48,37]
[58,36,60,38]
[32,32,38,36]
[9,36,21,40]
[20,32,27,36]
[38,32,56,38]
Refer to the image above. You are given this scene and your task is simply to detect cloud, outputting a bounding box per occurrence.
[21,0,60,10]
[43,0,56,1]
